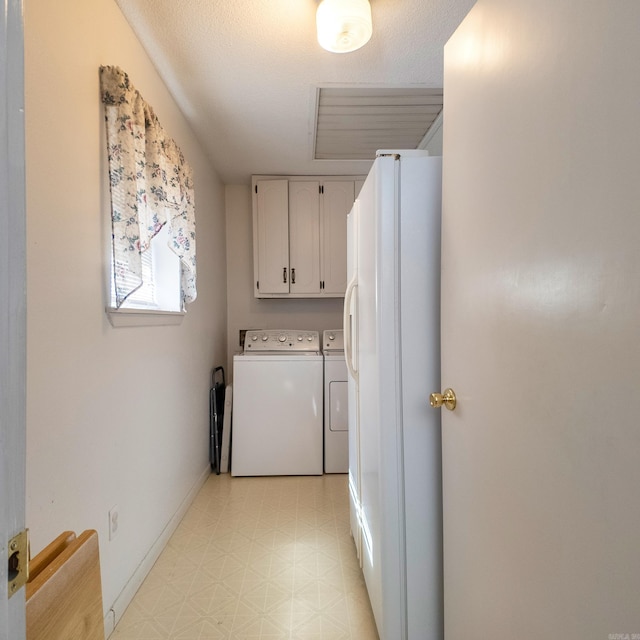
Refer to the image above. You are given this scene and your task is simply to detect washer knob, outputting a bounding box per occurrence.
[278,334,287,342]
[251,335,258,341]
[297,335,303,341]
[329,334,335,340]
[307,336,313,341]
[262,335,268,342]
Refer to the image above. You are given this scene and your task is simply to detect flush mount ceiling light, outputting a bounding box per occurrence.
[316,0,373,54]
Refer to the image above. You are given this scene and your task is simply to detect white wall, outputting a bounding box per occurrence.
[225,185,344,369]
[24,0,227,631]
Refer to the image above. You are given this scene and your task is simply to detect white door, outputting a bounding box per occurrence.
[442,1,640,638]
[254,179,289,294]
[1,0,27,637]
[288,181,320,294]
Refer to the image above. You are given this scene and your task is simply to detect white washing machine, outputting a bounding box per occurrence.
[231,330,323,476]
[323,330,348,473]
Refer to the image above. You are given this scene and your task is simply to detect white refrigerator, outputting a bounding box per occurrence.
[344,150,443,640]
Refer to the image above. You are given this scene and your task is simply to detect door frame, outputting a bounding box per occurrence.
[0,0,27,637]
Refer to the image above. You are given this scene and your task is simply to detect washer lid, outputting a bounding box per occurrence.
[234,352,322,361]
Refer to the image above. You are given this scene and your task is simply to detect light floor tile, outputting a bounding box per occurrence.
[111,474,378,640]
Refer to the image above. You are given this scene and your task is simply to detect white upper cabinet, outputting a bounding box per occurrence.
[253,175,362,298]
[254,179,289,294]
[320,181,354,295]
[289,182,321,294]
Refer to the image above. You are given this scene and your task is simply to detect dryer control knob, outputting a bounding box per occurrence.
[262,335,268,342]
[329,334,335,340]
[278,334,287,342]
[252,335,258,341]
[297,335,303,341]
[307,336,313,341]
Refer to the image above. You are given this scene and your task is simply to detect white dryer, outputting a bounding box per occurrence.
[232,330,323,476]
[323,330,348,473]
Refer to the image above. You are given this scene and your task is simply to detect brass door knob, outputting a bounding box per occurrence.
[429,388,457,411]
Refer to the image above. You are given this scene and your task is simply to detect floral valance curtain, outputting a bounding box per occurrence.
[99,65,196,308]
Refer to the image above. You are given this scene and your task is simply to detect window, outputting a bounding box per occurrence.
[110,223,182,312]
[100,65,197,323]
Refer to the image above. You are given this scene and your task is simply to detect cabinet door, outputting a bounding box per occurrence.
[288,182,321,294]
[255,180,289,294]
[321,181,354,295]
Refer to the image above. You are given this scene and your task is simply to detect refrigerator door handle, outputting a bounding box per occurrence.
[343,275,358,381]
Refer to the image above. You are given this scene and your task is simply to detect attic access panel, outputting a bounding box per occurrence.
[314,87,443,160]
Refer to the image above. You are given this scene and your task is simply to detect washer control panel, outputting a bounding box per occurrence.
[244,330,320,352]
[322,330,345,352]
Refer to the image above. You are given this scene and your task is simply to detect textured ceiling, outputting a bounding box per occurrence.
[116,0,476,183]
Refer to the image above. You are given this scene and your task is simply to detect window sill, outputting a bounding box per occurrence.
[106,307,185,328]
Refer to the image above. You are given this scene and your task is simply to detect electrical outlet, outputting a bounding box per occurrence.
[108,505,119,541]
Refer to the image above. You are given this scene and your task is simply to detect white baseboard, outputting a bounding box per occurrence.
[103,465,211,638]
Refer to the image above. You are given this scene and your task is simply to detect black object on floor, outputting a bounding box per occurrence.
[209,366,226,474]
